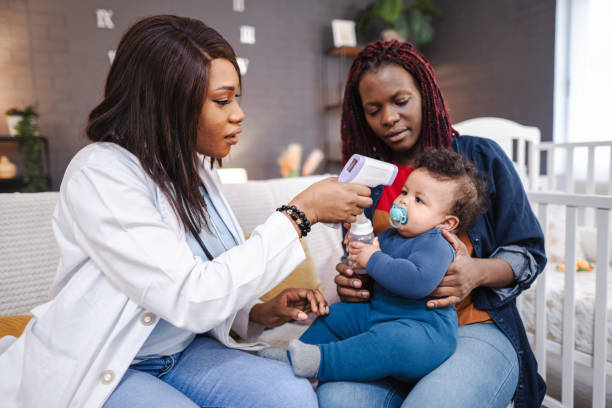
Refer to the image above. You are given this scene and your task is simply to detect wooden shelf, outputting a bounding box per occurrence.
[327,47,364,57]
[0,176,25,192]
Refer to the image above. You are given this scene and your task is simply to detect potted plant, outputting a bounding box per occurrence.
[5,105,48,192]
[357,0,441,46]
[5,106,39,137]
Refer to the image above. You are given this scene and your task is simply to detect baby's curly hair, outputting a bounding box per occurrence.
[413,149,488,234]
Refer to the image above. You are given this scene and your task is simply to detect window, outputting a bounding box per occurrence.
[554,0,612,183]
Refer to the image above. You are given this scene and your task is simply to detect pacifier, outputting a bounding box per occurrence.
[389,203,408,228]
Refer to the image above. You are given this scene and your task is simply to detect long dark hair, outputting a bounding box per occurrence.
[341,40,457,163]
[87,15,241,249]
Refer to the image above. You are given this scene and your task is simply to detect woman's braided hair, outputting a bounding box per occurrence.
[341,40,458,163]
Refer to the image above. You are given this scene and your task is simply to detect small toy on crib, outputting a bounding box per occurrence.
[555,258,593,272]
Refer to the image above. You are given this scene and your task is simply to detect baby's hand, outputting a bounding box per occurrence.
[347,238,380,269]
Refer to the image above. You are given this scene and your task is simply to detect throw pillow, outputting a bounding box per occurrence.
[259,237,322,302]
[0,315,31,338]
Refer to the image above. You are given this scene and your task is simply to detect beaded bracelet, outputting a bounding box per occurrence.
[276,204,311,237]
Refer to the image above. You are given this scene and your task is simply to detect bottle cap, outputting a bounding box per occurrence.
[350,213,373,236]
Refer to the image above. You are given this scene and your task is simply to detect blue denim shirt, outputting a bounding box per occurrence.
[360,135,547,407]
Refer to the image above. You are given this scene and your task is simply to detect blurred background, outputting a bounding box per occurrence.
[0,0,604,190]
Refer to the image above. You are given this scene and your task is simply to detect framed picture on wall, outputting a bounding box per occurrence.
[331,19,357,48]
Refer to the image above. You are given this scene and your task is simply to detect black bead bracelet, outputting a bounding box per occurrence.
[276,204,311,237]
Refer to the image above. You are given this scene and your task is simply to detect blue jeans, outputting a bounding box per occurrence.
[103,335,317,408]
[300,301,457,382]
[316,323,519,408]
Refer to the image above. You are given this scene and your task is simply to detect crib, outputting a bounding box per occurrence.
[454,118,612,408]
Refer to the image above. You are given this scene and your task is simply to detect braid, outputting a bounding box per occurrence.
[341,40,458,163]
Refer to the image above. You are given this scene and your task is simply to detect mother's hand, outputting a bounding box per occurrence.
[427,229,482,309]
[334,223,370,302]
[249,288,329,329]
[289,177,372,225]
[334,262,371,302]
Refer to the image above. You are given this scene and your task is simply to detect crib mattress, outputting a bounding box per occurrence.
[517,263,612,363]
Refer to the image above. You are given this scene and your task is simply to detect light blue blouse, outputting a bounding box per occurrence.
[134,185,238,361]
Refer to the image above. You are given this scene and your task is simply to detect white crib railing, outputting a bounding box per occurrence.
[454,118,612,198]
[538,141,612,195]
[537,141,612,230]
[527,192,612,408]
[454,117,541,191]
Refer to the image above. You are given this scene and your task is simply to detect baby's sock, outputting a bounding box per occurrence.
[288,339,321,378]
[257,346,290,364]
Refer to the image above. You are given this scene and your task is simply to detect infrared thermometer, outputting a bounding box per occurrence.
[338,154,398,186]
[330,154,398,228]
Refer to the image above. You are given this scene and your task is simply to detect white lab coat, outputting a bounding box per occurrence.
[0,142,305,408]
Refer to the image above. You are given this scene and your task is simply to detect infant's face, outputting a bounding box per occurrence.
[392,168,458,238]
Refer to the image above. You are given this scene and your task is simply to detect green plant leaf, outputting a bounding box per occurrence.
[357,4,378,31]
[13,111,47,191]
[394,12,411,40]
[405,9,435,45]
[358,0,440,45]
[5,105,39,118]
[416,0,441,17]
[377,0,403,23]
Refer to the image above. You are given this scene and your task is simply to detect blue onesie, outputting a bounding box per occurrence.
[300,227,458,382]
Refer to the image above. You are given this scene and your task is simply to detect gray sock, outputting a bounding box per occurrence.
[257,346,290,364]
[288,339,321,378]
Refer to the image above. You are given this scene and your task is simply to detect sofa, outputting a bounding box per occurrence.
[0,175,343,348]
[0,176,526,407]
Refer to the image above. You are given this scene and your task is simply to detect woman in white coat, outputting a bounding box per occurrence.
[0,15,372,408]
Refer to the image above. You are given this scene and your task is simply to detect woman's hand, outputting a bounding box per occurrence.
[334,262,371,303]
[335,223,371,302]
[249,288,329,329]
[427,229,482,309]
[288,177,372,225]
[334,223,370,303]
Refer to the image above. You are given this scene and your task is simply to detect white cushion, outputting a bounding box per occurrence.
[0,192,59,316]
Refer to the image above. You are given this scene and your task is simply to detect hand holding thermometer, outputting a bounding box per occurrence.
[330,154,398,228]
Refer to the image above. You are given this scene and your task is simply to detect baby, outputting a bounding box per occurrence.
[262,149,487,383]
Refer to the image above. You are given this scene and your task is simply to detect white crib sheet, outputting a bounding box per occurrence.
[517,263,612,363]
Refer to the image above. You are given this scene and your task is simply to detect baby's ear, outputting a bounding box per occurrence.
[439,215,459,232]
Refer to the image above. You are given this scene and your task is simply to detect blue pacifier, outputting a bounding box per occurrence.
[389,203,408,228]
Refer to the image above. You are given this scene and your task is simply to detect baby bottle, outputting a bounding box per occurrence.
[347,213,375,290]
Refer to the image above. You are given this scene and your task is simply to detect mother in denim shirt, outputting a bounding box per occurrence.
[319,41,546,408]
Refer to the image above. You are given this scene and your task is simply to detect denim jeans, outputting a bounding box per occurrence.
[103,335,317,408]
[316,323,519,408]
[300,300,457,382]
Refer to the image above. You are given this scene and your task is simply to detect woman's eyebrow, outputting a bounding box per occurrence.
[214,85,236,91]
